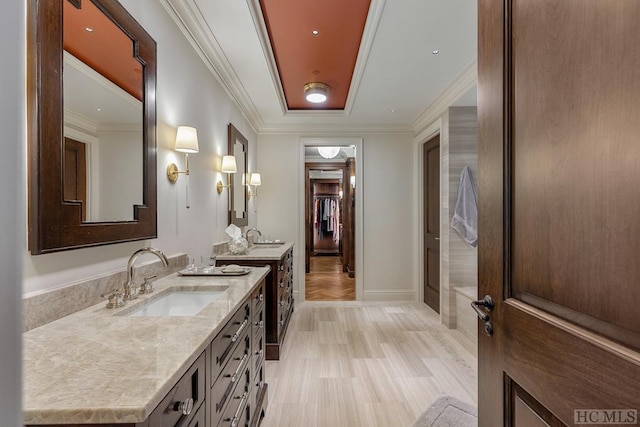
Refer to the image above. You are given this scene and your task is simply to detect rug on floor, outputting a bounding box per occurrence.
[411,395,478,427]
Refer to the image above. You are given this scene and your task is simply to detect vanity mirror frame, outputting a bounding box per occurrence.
[27,0,157,254]
[228,123,249,227]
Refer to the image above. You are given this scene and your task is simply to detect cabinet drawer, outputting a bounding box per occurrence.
[211,333,250,427]
[252,306,264,344]
[251,281,265,317]
[210,301,251,383]
[251,364,265,422]
[217,365,251,427]
[252,332,265,381]
[147,352,205,427]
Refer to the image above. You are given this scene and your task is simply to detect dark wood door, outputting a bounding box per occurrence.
[63,137,87,221]
[423,135,440,312]
[479,0,640,425]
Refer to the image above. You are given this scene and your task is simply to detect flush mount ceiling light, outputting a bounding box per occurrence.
[304,82,330,103]
[317,146,341,159]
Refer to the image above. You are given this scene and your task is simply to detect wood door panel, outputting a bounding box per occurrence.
[479,0,640,425]
[511,0,640,344]
[423,135,440,312]
[508,379,563,427]
[504,301,640,424]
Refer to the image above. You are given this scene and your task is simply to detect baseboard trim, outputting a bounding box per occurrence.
[363,290,416,301]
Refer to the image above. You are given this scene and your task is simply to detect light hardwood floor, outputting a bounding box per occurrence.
[261,302,477,427]
[306,256,356,301]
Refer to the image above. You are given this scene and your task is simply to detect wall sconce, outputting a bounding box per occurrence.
[248,173,261,198]
[167,126,199,183]
[166,126,199,208]
[216,155,237,194]
[350,175,356,188]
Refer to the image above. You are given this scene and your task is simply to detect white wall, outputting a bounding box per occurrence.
[1,0,23,422]
[257,132,415,301]
[23,0,257,295]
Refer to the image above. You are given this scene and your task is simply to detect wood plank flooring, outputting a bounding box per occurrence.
[306,256,355,301]
[261,302,478,427]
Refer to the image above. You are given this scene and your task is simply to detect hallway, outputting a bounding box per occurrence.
[305,256,355,301]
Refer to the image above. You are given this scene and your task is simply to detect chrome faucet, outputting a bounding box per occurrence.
[244,227,262,244]
[124,247,169,301]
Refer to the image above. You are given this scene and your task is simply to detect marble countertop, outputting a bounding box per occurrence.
[23,266,270,425]
[217,241,294,261]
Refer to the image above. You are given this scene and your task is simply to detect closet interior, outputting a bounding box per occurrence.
[304,157,355,278]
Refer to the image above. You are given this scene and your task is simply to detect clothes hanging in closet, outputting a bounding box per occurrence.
[313,196,340,241]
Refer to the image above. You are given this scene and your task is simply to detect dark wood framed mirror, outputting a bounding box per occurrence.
[28,0,157,254]
[228,124,248,227]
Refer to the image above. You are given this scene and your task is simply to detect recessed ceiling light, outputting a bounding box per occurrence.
[390,109,396,113]
[432,50,440,55]
[96,108,101,112]
[312,30,319,35]
[85,27,94,33]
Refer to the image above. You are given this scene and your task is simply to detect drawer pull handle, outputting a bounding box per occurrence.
[173,397,193,416]
[231,319,249,343]
[255,320,264,329]
[256,349,264,357]
[227,353,248,383]
[258,293,264,302]
[230,391,249,427]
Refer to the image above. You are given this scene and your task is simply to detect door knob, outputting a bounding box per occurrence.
[471,295,494,336]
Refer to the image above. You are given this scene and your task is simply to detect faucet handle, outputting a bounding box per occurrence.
[101,289,125,309]
[139,275,157,294]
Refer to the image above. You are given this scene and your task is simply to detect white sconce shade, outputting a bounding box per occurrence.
[174,126,199,153]
[350,175,356,188]
[217,155,237,195]
[317,146,340,159]
[250,173,261,186]
[221,155,237,173]
[167,126,199,209]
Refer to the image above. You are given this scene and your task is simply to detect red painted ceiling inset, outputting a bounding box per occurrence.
[63,0,143,101]
[259,0,371,110]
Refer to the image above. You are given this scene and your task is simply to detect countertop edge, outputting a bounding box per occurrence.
[23,266,270,425]
[217,241,294,261]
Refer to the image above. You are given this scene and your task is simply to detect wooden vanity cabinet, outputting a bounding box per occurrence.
[26,279,267,427]
[218,246,294,360]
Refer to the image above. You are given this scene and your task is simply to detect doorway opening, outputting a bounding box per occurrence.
[304,145,356,301]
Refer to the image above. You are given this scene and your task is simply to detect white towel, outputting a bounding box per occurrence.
[451,166,478,247]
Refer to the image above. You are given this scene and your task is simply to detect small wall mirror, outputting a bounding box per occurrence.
[28,0,157,254]
[228,124,248,227]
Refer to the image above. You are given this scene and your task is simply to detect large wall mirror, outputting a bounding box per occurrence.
[228,124,248,227]
[28,0,157,254]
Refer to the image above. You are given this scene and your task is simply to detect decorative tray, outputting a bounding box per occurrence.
[177,266,251,276]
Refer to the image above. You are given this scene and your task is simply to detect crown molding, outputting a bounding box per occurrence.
[256,122,413,135]
[159,0,263,132]
[341,0,386,116]
[411,58,477,135]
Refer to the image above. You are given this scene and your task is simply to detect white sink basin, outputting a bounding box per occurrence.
[127,289,227,317]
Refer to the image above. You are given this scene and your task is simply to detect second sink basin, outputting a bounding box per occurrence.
[127,288,228,317]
